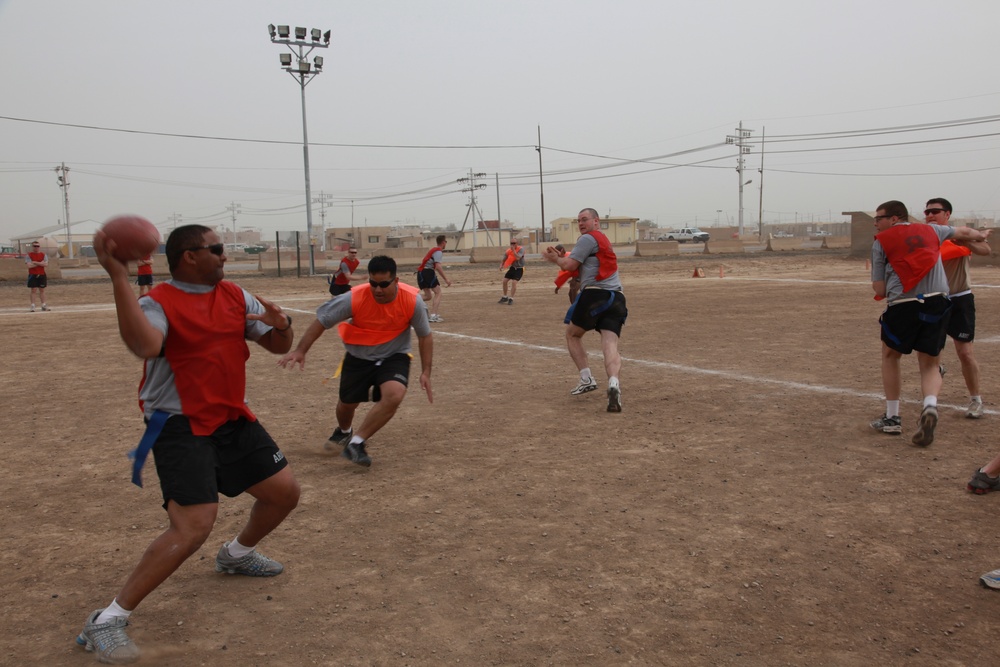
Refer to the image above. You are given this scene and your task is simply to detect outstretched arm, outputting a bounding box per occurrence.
[94,231,164,358]
[417,333,433,403]
[277,318,327,370]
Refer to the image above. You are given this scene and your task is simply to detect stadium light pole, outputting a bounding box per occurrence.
[268,24,331,275]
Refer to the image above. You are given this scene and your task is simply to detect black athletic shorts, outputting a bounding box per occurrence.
[569,289,628,336]
[417,269,439,290]
[339,352,411,404]
[27,274,47,289]
[137,274,153,286]
[946,293,975,342]
[504,267,524,281]
[879,295,951,355]
[151,415,287,509]
[329,282,351,296]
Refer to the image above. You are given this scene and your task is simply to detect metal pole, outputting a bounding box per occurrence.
[495,172,501,243]
[537,126,545,247]
[758,126,765,241]
[737,121,744,238]
[299,73,315,275]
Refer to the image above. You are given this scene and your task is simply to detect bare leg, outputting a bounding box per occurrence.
[600,329,621,379]
[235,467,300,548]
[916,351,943,400]
[566,324,589,372]
[336,401,359,431]
[355,381,407,440]
[955,340,981,397]
[509,280,518,298]
[430,286,442,315]
[881,343,902,401]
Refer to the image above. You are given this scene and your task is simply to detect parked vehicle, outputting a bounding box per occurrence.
[657,227,710,243]
[1,245,25,258]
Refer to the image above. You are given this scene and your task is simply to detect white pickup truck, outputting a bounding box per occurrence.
[657,227,710,243]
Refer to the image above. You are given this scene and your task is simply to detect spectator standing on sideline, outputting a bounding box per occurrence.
[498,238,525,305]
[552,244,581,304]
[416,235,452,322]
[542,208,627,413]
[328,247,362,297]
[76,224,301,664]
[869,200,989,447]
[925,198,991,418]
[136,254,154,297]
[279,255,433,467]
[26,241,49,312]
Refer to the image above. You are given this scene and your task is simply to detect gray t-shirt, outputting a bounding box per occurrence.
[137,280,271,418]
[316,288,431,361]
[871,222,955,303]
[569,233,623,291]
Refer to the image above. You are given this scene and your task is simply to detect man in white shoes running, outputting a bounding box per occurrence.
[542,208,627,413]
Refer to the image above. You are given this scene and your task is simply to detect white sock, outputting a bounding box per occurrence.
[971,395,982,403]
[580,368,592,381]
[349,435,364,446]
[608,376,620,389]
[96,599,132,624]
[923,396,938,409]
[227,538,254,558]
[886,400,900,418]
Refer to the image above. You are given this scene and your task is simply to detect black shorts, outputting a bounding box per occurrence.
[946,293,976,342]
[151,415,288,509]
[417,269,439,290]
[27,274,47,289]
[879,295,951,355]
[339,352,411,404]
[569,289,628,336]
[137,274,153,286]
[504,267,524,281]
[329,282,351,296]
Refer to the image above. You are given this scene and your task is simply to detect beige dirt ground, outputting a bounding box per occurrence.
[3,251,1000,666]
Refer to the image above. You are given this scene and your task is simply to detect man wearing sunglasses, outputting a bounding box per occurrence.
[279,255,433,467]
[542,208,627,413]
[78,225,300,664]
[924,198,991,420]
[328,246,363,297]
[869,200,990,447]
[498,238,525,305]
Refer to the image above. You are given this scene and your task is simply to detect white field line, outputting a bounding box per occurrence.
[434,330,995,418]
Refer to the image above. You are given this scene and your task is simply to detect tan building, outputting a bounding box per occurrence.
[548,216,639,245]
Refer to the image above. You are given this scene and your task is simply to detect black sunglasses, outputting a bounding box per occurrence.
[924,208,947,216]
[186,243,225,256]
[369,278,395,289]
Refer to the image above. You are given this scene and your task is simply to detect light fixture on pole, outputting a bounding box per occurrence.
[268,23,331,275]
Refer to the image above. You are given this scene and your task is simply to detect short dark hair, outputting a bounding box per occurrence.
[926,197,952,213]
[366,255,397,278]
[579,207,600,220]
[165,224,212,271]
[436,234,447,245]
[877,200,908,220]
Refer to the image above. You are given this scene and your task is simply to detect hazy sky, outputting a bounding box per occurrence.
[3,0,1000,243]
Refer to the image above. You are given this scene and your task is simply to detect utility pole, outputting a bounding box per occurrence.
[457,170,487,247]
[227,202,242,249]
[725,121,755,237]
[168,213,183,230]
[536,125,546,246]
[314,191,332,251]
[55,163,73,258]
[757,127,765,241]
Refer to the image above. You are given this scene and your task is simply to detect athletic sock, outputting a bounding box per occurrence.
[580,368,592,382]
[227,538,254,558]
[923,396,938,409]
[608,376,620,389]
[349,435,365,446]
[886,400,900,418]
[971,395,983,403]
[96,599,132,625]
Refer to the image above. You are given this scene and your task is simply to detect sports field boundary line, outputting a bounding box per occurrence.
[435,330,994,417]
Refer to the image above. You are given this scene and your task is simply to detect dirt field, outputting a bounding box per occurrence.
[4,251,1000,666]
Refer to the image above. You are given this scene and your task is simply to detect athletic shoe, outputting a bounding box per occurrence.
[41,304,50,311]
[429,314,444,322]
[911,405,939,447]
[980,569,1000,590]
[607,386,622,412]
[215,542,283,576]
[76,609,140,664]
[342,440,372,467]
[507,298,514,305]
[324,427,353,452]
[498,296,509,304]
[570,376,598,395]
[29,305,35,312]
[869,414,902,434]
[967,469,1000,495]
[967,399,985,419]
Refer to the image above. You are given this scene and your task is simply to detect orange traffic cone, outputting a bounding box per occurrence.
[692,267,705,278]
[719,265,725,278]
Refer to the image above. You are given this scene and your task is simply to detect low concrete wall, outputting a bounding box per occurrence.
[0,257,63,280]
[765,238,804,252]
[703,240,745,254]
[635,241,680,257]
[469,247,506,264]
[821,236,851,249]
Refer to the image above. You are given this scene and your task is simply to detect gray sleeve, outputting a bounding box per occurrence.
[316,291,354,328]
[243,289,271,341]
[139,296,168,336]
[568,235,597,264]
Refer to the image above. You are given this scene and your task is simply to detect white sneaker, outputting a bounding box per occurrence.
[429,314,443,322]
[968,400,985,419]
[570,376,598,395]
[29,305,35,312]
[41,304,50,311]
